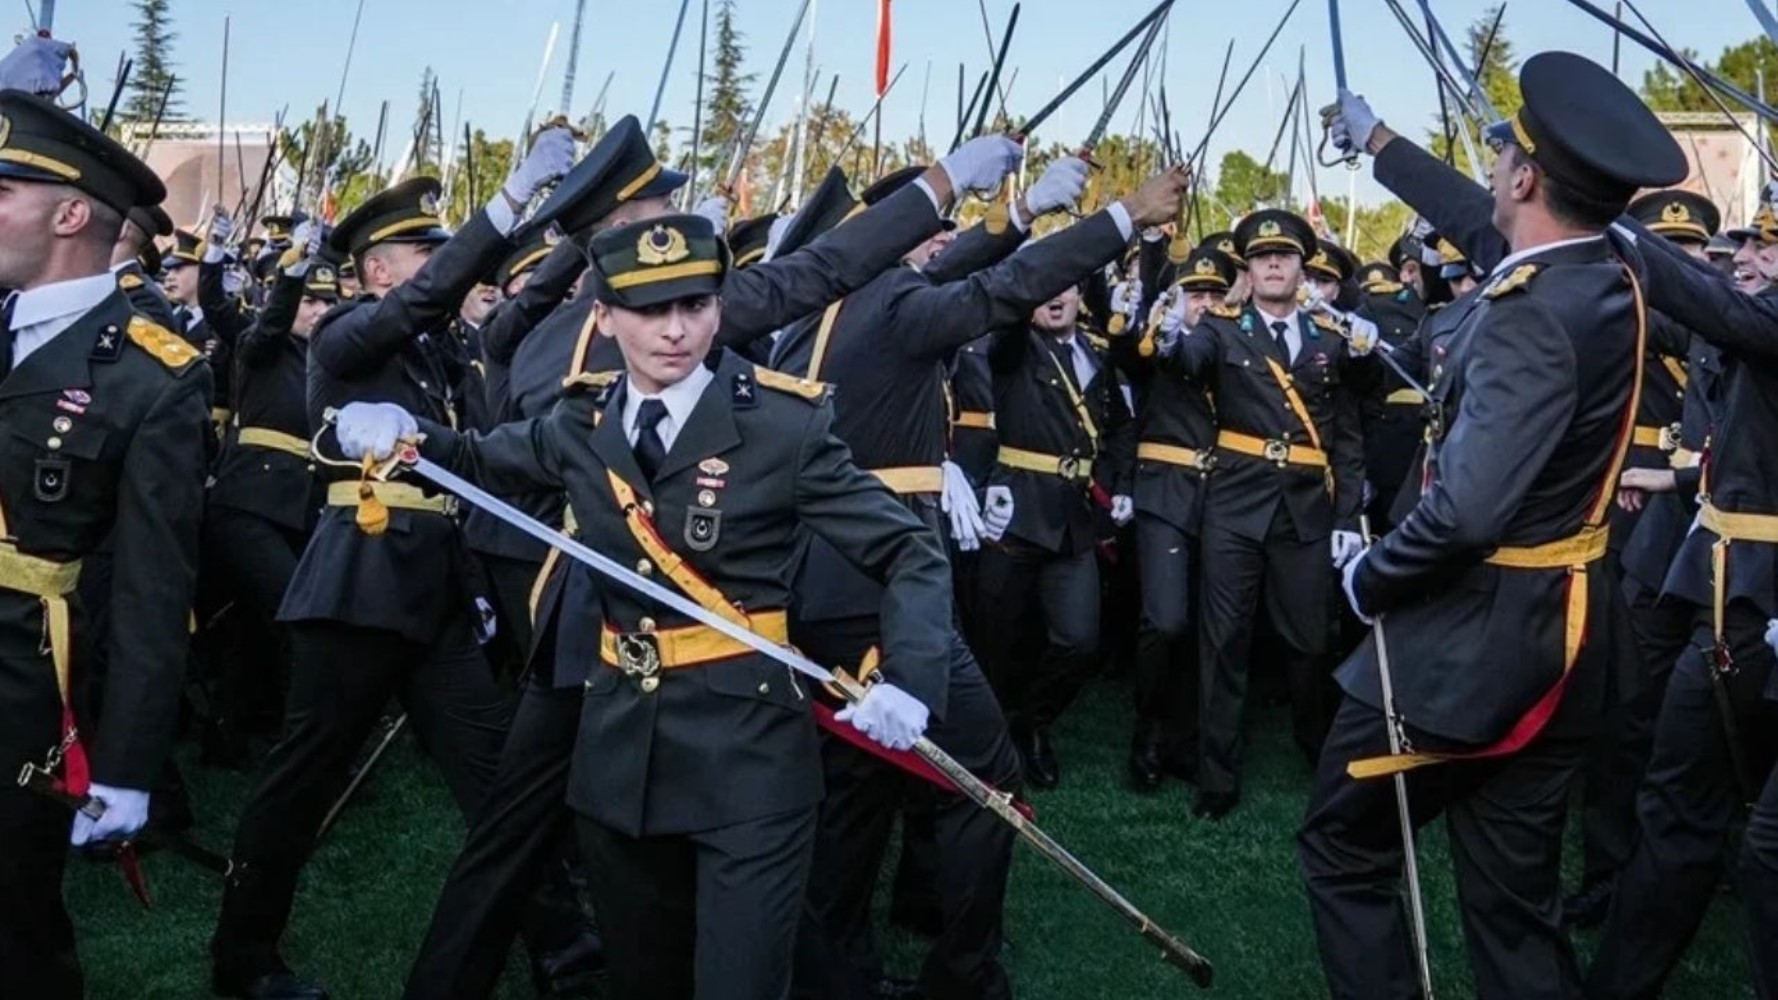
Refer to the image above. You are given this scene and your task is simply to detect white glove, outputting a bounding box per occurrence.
[501,126,576,206]
[1766,618,1778,657]
[292,219,320,255]
[1344,314,1379,357]
[335,401,418,461]
[1331,530,1365,569]
[983,485,1014,541]
[1110,278,1143,323]
[938,134,1024,196]
[1110,494,1134,526]
[1154,291,1189,356]
[221,267,246,296]
[834,682,930,751]
[941,461,986,552]
[693,194,730,234]
[203,210,233,262]
[0,34,73,97]
[1331,88,1383,156]
[1025,156,1090,216]
[1341,549,1373,625]
[69,783,151,846]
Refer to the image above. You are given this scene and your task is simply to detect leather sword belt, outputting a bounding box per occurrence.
[1631,423,1682,452]
[237,426,311,460]
[600,609,791,688]
[0,542,81,599]
[1484,524,1610,570]
[1137,441,1215,473]
[997,446,1094,482]
[868,466,944,495]
[326,480,458,516]
[1385,388,1426,406]
[1216,430,1327,470]
[953,411,996,430]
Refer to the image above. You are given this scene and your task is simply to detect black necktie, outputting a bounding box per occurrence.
[1050,338,1080,391]
[1270,320,1292,364]
[632,398,669,482]
[0,295,16,378]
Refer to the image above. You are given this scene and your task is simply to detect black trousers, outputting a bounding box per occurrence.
[211,618,511,978]
[1743,756,1778,999]
[790,616,1020,1000]
[1586,603,1778,999]
[202,507,306,736]
[1132,514,1200,766]
[578,807,817,1000]
[1299,688,1595,1000]
[1577,582,1689,887]
[403,678,585,1000]
[972,538,1099,731]
[1198,508,1332,796]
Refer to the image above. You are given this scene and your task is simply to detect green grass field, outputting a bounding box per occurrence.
[69,680,1754,998]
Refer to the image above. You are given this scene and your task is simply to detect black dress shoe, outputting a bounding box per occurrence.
[212,968,329,999]
[531,928,606,996]
[1013,727,1059,789]
[1128,726,1164,791]
[1192,790,1239,821]
[874,975,926,999]
[1562,877,1615,929]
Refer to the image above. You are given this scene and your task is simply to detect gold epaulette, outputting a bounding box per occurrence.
[118,272,145,291]
[1084,332,1110,353]
[752,365,830,402]
[1310,312,1343,334]
[125,316,202,374]
[1484,263,1541,300]
[562,369,623,392]
[1207,303,1243,320]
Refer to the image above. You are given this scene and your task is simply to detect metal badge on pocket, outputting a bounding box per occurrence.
[33,459,70,502]
[684,507,722,552]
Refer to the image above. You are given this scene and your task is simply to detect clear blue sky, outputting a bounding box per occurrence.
[50,0,1777,204]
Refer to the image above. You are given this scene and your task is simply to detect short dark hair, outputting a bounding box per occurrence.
[1510,145,1619,230]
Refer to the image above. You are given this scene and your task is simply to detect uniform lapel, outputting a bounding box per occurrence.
[1243,305,1287,367]
[654,357,742,483]
[589,378,655,499]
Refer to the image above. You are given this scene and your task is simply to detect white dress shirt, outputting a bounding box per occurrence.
[1052,332,1099,391]
[6,272,118,367]
[1254,306,1303,363]
[622,363,715,453]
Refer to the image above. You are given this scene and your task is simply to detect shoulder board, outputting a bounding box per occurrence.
[1084,332,1110,353]
[751,365,830,402]
[1207,303,1243,320]
[125,316,203,374]
[1310,312,1343,334]
[118,272,145,291]
[1483,263,1541,300]
[561,368,623,393]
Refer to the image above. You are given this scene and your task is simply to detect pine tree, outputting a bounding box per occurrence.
[700,0,755,181]
[123,0,183,123]
[1425,4,1520,178]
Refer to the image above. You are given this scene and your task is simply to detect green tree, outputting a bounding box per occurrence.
[1426,4,1522,177]
[441,129,515,224]
[700,0,755,182]
[280,110,375,218]
[1212,149,1290,212]
[123,0,183,124]
[1639,35,1778,148]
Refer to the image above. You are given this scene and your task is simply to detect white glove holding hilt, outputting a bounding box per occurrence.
[335,401,419,463]
[0,34,74,97]
[938,134,1025,196]
[1329,88,1383,157]
[693,194,730,235]
[1306,296,1379,357]
[1110,278,1143,325]
[69,783,151,847]
[941,461,986,552]
[835,682,930,751]
[1025,156,1091,217]
[203,208,233,263]
[500,126,576,208]
[1331,529,1365,570]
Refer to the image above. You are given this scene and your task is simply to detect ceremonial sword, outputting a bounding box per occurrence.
[720,0,813,195]
[1316,0,1358,168]
[378,443,1215,988]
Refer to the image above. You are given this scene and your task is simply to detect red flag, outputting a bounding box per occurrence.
[875,0,893,96]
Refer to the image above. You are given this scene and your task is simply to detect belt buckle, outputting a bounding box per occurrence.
[1057,456,1082,481]
[615,633,663,678]
[1263,439,1290,467]
[1193,450,1217,473]
[1659,423,1682,453]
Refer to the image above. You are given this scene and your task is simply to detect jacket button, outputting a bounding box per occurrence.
[757,682,770,694]
[641,676,660,693]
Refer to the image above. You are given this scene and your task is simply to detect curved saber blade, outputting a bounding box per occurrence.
[724,0,813,191]
[396,451,1215,987]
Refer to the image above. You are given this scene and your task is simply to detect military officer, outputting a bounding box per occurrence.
[109,202,180,330]
[1163,208,1369,818]
[0,90,210,998]
[1118,244,1234,790]
[403,122,1025,1000]
[972,270,1140,788]
[336,212,952,1000]
[208,127,576,1000]
[1355,246,1427,535]
[1309,53,1687,997]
